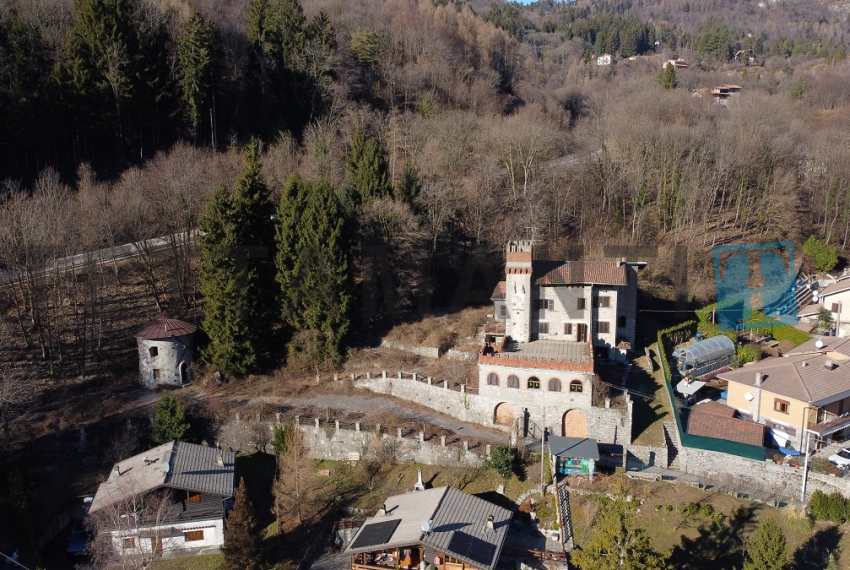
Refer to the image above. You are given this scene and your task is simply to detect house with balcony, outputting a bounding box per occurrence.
[344,486,511,570]
[88,441,235,559]
[798,276,850,335]
[712,84,742,105]
[480,241,642,441]
[718,336,850,449]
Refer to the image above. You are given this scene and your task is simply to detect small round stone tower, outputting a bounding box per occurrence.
[134,317,197,388]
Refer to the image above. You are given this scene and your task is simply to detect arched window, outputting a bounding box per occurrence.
[507,375,519,389]
[570,380,584,393]
[487,373,499,386]
[548,378,562,392]
[528,376,540,389]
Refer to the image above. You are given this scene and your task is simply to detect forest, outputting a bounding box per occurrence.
[1,0,850,386]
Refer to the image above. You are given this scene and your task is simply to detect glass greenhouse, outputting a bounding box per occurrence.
[672,335,735,377]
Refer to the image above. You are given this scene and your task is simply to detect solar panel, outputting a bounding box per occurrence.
[350,520,402,549]
[446,531,497,568]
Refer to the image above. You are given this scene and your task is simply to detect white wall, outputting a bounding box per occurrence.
[110,518,224,556]
[478,365,594,408]
[137,335,193,387]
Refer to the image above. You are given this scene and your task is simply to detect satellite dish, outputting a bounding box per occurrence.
[816,339,824,349]
[744,392,754,401]
[163,463,170,473]
[813,293,819,302]
[421,520,432,533]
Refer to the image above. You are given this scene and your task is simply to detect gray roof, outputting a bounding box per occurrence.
[547,436,600,460]
[345,486,512,570]
[90,441,235,513]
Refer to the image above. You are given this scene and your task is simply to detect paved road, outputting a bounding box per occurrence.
[0,231,195,285]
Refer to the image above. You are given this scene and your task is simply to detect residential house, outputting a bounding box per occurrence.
[686,401,765,446]
[718,337,850,448]
[135,317,197,388]
[597,53,612,66]
[663,58,688,69]
[480,241,642,440]
[798,276,850,335]
[344,486,512,570]
[88,441,235,558]
[712,84,742,105]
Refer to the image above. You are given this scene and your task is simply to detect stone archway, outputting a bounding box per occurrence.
[562,409,587,438]
[494,403,517,426]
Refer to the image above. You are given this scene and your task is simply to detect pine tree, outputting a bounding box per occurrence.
[660,62,678,90]
[743,519,788,570]
[223,478,263,570]
[199,142,276,375]
[151,393,191,445]
[177,9,216,145]
[275,174,311,330]
[571,500,669,570]
[345,126,393,205]
[397,160,422,207]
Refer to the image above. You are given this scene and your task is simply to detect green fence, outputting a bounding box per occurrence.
[657,325,767,462]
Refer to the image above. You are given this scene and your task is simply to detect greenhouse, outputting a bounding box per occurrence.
[672,335,736,378]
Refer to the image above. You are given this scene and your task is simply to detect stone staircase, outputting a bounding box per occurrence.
[663,422,683,471]
[556,479,574,552]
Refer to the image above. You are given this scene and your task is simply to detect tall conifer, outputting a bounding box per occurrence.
[222,478,263,570]
[345,126,393,205]
[177,9,216,145]
[199,142,275,375]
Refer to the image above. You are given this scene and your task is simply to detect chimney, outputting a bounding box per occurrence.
[824,359,836,371]
[217,453,224,467]
[377,503,387,516]
[486,515,495,531]
[755,372,762,386]
[414,469,425,491]
[110,465,121,481]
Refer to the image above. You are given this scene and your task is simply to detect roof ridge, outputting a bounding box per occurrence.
[793,361,812,401]
[165,440,179,485]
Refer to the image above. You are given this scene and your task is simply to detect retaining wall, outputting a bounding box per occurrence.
[380,340,441,359]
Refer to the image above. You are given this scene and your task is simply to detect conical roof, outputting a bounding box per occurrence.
[134,317,197,340]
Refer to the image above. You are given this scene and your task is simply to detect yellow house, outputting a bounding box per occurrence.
[719,340,850,449]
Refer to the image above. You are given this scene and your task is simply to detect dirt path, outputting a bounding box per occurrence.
[118,385,509,445]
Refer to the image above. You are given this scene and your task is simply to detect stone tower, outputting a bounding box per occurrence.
[505,240,533,343]
[134,317,197,388]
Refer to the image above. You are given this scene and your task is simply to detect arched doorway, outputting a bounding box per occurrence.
[179,361,189,385]
[562,409,587,438]
[494,403,517,426]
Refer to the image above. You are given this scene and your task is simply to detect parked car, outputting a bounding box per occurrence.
[66,523,91,556]
[829,447,850,467]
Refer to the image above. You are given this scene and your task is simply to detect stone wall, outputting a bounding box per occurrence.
[682,447,850,500]
[355,374,632,446]
[298,420,486,467]
[380,340,441,359]
[626,444,669,469]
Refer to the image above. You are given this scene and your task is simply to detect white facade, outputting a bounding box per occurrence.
[110,518,224,557]
[479,366,594,407]
[597,54,612,65]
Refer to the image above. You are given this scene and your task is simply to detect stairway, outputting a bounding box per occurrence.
[663,422,683,471]
[556,479,574,552]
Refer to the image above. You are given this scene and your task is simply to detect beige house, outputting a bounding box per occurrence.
[799,277,850,334]
[719,336,850,448]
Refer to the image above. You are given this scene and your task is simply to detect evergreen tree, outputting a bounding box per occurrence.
[397,160,422,207]
[177,9,216,145]
[345,126,393,205]
[743,519,788,570]
[151,393,191,445]
[199,142,275,375]
[222,478,263,570]
[571,500,669,570]
[276,176,352,363]
[660,63,678,90]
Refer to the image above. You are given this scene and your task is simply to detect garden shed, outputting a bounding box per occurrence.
[548,436,599,477]
[672,335,735,378]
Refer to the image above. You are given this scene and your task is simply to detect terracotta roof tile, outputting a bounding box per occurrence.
[134,317,197,339]
[533,261,627,286]
[491,281,506,300]
[688,404,764,446]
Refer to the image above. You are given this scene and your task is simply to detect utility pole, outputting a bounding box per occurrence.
[541,407,546,496]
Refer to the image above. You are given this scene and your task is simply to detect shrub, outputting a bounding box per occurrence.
[485,446,517,479]
[733,506,752,522]
[770,325,810,347]
[699,503,715,517]
[151,392,192,445]
[713,513,725,526]
[810,456,830,474]
[803,235,839,272]
[809,490,850,523]
[737,343,763,365]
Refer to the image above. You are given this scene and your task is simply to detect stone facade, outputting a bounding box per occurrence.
[137,335,193,388]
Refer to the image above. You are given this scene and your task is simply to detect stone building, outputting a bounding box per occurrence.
[134,317,197,388]
[479,241,642,442]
